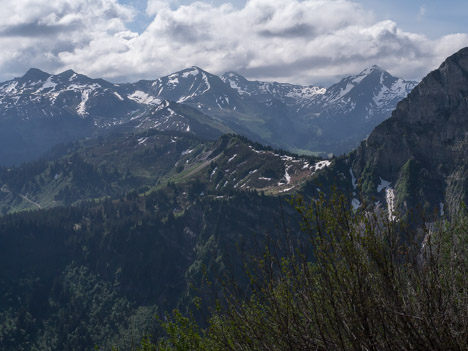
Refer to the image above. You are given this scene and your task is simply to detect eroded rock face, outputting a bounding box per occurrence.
[352,47,468,215]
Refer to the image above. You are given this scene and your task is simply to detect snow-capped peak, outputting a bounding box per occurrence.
[320,65,418,121]
[326,65,394,102]
[351,65,384,85]
[0,68,138,123]
[147,66,217,104]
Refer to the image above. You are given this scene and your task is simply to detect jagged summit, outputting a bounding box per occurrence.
[56,69,79,80]
[20,68,50,82]
[146,65,244,110]
[364,64,385,74]
[323,65,417,116]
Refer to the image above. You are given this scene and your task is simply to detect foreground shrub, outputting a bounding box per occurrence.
[147,194,468,351]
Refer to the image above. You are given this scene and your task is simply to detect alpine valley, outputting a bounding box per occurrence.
[0,48,467,351]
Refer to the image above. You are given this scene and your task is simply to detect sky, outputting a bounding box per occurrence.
[0,0,467,85]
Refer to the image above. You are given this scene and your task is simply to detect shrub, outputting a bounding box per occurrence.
[144,193,468,351]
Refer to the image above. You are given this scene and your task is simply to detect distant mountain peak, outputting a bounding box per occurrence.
[24,67,48,75]
[369,64,384,71]
[59,68,76,75]
[56,69,91,83]
[57,69,77,77]
[324,64,417,106]
[21,68,50,82]
[166,66,214,80]
[352,65,388,83]
[180,66,203,78]
[189,65,204,71]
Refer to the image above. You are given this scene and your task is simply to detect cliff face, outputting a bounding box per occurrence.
[352,47,468,215]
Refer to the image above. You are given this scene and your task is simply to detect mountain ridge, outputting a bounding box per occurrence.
[0,64,417,165]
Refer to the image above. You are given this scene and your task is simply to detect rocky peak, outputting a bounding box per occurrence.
[324,65,414,104]
[56,69,77,79]
[393,48,468,125]
[352,47,468,215]
[20,68,50,82]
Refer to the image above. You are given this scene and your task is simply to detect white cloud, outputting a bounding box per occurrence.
[146,0,175,15]
[0,0,467,85]
[0,0,136,78]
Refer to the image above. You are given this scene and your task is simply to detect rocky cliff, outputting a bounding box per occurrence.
[352,47,468,216]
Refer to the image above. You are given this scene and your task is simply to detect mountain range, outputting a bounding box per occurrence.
[0,64,416,165]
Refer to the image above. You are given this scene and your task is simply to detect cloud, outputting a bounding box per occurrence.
[0,0,135,78]
[0,0,467,85]
[146,0,177,15]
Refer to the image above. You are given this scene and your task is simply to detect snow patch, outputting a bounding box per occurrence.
[113,92,124,101]
[285,86,326,100]
[314,160,331,170]
[181,148,194,156]
[228,154,237,163]
[200,72,211,94]
[352,198,361,211]
[391,79,414,98]
[377,177,391,192]
[2,81,18,94]
[182,68,199,78]
[373,85,388,106]
[167,74,179,85]
[128,91,161,105]
[137,137,148,145]
[284,166,292,184]
[259,177,272,181]
[76,90,91,116]
[280,186,295,193]
[177,93,196,103]
[334,83,354,101]
[210,167,218,179]
[40,77,56,91]
[248,146,263,154]
[228,79,251,95]
[386,188,396,221]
